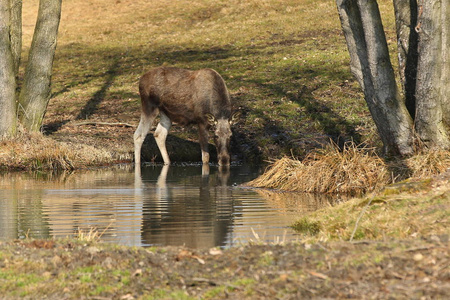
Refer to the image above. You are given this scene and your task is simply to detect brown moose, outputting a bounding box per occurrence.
[134,67,239,166]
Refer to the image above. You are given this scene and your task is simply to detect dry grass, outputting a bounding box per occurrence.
[291,176,450,241]
[405,149,450,178]
[247,142,450,194]
[247,142,389,194]
[75,226,109,242]
[0,132,112,171]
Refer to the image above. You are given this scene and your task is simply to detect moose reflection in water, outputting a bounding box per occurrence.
[134,67,240,169]
[136,164,235,248]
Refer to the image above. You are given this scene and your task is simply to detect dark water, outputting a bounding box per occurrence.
[0,165,335,248]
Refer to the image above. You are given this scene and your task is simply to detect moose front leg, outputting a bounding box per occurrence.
[154,112,172,165]
[198,123,210,164]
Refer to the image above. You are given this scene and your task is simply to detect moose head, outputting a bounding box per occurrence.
[206,111,240,166]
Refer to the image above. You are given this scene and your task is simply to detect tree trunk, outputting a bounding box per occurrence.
[392,0,418,119]
[0,0,17,139]
[9,0,21,76]
[415,0,450,149]
[18,0,62,132]
[336,0,414,155]
[441,0,450,130]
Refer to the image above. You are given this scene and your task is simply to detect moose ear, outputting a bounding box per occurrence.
[205,113,217,126]
[229,111,241,125]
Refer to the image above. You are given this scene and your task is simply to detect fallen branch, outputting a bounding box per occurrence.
[72,121,136,128]
[350,194,375,241]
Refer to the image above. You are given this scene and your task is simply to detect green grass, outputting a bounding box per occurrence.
[291,217,322,235]
[0,270,44,297]
[291,181,450,242]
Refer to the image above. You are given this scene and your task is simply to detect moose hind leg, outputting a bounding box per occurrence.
[134,108,158,166]
[154,112,172,165]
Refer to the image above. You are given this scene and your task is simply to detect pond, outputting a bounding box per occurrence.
[0,164,336,248]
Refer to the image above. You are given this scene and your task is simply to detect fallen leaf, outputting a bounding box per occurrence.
[413,253,424,261]
[209,248,223,256]
[279,273,289,281]
[193,255,205,265]
[176,250,192,261]
[308,270,329,280]
[176,250,205,264]
[120,293,134,300]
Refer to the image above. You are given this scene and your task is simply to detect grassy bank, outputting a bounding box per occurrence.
[247,145,449,242]
[291,170,450,242]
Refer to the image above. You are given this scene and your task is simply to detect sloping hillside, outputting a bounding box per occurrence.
[20,0,389,164]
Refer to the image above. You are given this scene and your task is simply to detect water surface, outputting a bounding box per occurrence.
[0,165,334,248]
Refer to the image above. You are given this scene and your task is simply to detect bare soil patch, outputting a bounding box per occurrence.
[1,236,448,299]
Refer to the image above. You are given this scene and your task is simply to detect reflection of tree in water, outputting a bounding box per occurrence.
[0,193,51,240]
[139,165,235,248]
[0,173,52,240]
[0,167,140,243]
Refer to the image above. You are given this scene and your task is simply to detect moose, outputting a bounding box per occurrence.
[134,67,240,167]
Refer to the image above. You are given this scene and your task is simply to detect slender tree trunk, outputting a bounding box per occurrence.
[335,0,366,89]
[439,0,450,137]
[9,0,21,76]
[0,0,17,138]
[336,0,414,155]
[415,0,450,149]
[18,0,62,132]
[392,0,418,119]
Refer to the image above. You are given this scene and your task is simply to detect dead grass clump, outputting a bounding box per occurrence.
[247,157,305,191]
[75,226,109,242]
[247,143,389,194]
[385,148,450,183]
[247,142,450,195]
[0,133,112,171]
[406,149,450,178]
[303,143,389,194]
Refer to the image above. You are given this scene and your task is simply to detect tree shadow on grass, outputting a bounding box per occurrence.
[238,65,364,160]
[76,59,121,120]
[45,55,122,134]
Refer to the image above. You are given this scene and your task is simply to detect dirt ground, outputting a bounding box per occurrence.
[0,235,448,299]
